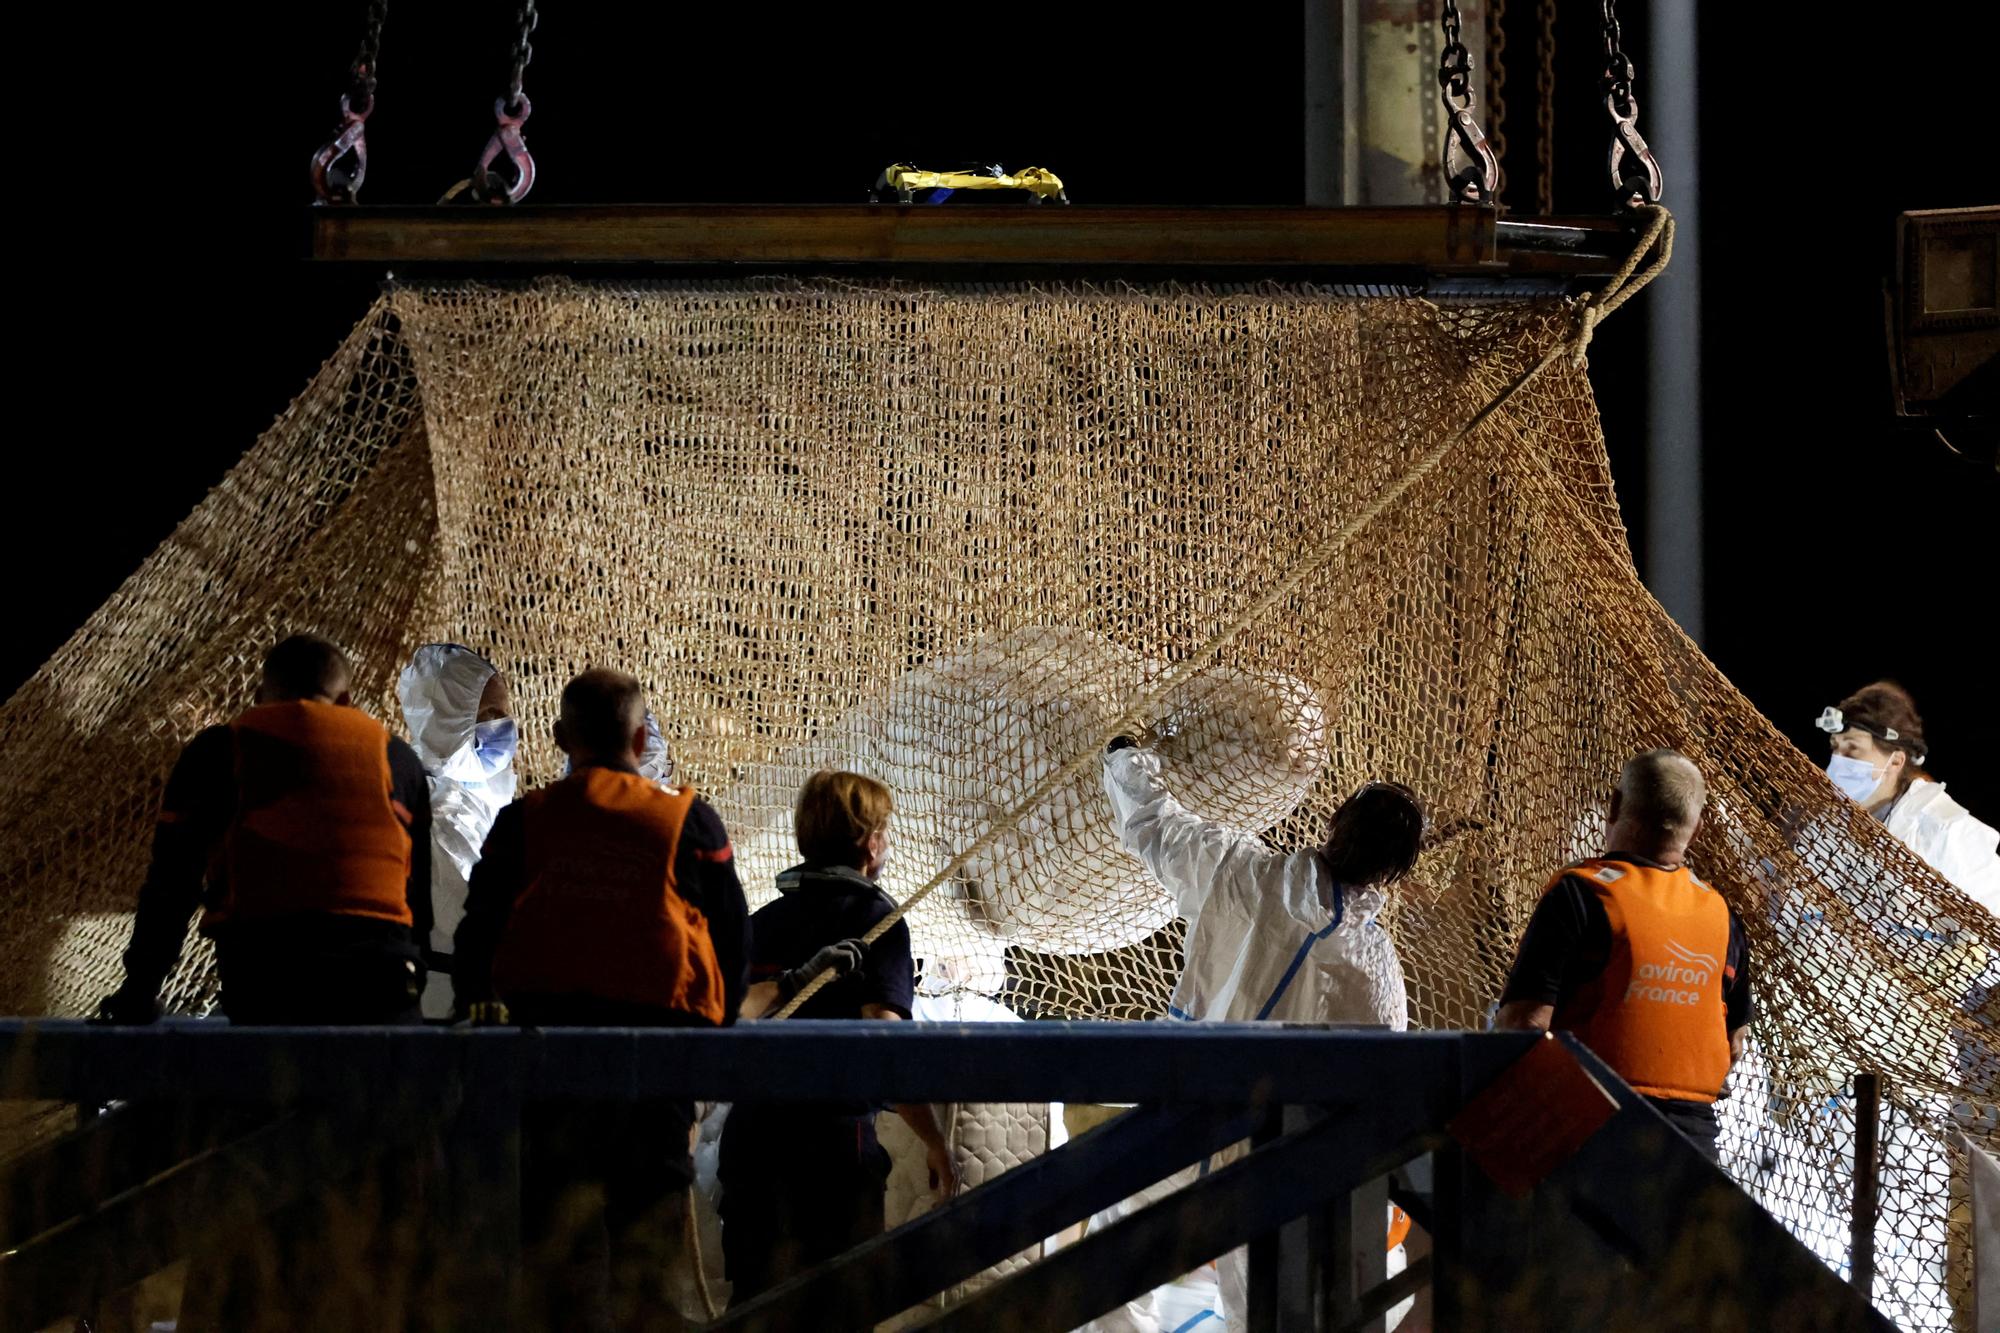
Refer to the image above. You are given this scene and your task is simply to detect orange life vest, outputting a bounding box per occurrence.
[205,701,414,930]
[490,768,727,1024]
[1548,857,1734,1103]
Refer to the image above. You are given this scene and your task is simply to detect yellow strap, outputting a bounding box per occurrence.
[884,164,1066,199]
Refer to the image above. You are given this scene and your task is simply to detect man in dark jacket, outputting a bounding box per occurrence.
[95,633,436,1333]
[455,667,749,1333]
[100,632,432,1025]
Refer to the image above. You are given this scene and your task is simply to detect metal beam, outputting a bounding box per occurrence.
[1327,1167,1391,1331]
[1,1100,196,1251]
[302,204,1636,279]
[4,1108,351,1332]
[713,1102,1263,1332]
[0,1025,1895,1332]
[1546,1044,1894,1333]
[1304,0,1360,206]
[1430,1036,1896,1333]
[0,1020,1543,1107]
[1334,1256,1433,1333]
[910,1109,1435,1331]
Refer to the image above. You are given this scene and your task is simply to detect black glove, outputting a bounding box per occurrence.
[1106,735,1139,754]
[93,987,160,1025]
[776,938,867,1003]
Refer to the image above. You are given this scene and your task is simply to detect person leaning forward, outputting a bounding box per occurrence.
[453,667,749,1333]
[95,634,435,1333]
[99,633,433,1025]
[1497,749,1754,1161]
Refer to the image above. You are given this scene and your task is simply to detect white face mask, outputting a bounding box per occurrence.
[1827,753,1889,804]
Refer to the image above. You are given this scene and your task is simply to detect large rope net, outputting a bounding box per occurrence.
[0,276,1991,1327]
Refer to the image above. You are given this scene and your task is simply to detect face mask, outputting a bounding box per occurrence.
[475,716,517,765]
[1827,753,1887,804]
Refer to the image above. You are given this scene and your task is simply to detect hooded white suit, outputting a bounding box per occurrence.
[1103,748,1408,1030]
[1082,748,1411,1333]
[398,645,517,1019]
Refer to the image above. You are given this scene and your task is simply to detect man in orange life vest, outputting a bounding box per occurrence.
[99,633,434,1025]
[1497,749,1754,1161]
[453,667,749,1333]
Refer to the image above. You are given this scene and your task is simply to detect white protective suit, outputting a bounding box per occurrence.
[1880,778,2000,918]
[636,711,673,784]
[398,645,516,1019]
[1102,747,1408,1029]
[1085,747,1410,1333]
[1719,775,1995,1329]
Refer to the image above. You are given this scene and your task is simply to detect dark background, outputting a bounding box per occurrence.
[11,4,1995,815]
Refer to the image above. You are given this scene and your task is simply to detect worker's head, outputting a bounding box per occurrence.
[398,644,515,773]
[1320,781,1427,890]
[478,669,512,723]
[258,634,354,705]
[1604,749,1706,865]
[1819,681,1929,812]
[795,770,894,879]
[553,668,649,770]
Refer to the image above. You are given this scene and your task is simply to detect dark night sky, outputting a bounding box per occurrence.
[11,4,1996,815]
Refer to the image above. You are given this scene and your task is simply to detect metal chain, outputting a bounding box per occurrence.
[1601,0,1635,119]
[1438,0,1500,204]
[1536,0,1557,214]
[350,0,389,109]
[1440,0,1472,102]
[311,0,390,205]
[505,0,540,111]
[1600,0,1663,206]
[1487,0,1510,202]
[440,0,541,205]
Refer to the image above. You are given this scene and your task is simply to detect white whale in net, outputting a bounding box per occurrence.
[726,626,1329,960]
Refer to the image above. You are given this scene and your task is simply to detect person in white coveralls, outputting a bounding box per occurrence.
[397,644,517,1018]
[1085,735,1427,1333]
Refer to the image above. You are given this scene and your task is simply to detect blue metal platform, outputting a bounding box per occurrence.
[0,1020,1890,1332]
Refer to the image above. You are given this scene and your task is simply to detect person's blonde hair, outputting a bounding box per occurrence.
[795,770,894,868]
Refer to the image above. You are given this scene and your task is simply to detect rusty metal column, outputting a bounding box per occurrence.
[1643,0,1704,640]
[1305,0,1360,204]
[1308,0,1488,205]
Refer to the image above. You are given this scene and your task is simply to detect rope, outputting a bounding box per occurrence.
[773,208,1676,1019]
[1566,203,1672,366]
[685,1179,725,1320]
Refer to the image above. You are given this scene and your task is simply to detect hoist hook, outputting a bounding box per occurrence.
[310,91,374,205]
